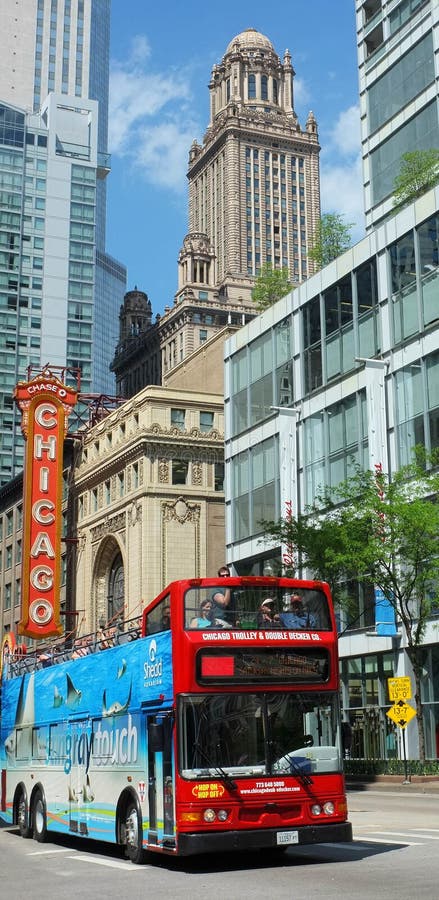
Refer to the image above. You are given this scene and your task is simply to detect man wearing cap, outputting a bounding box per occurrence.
[279,594,317,630]
[257,598,280,628]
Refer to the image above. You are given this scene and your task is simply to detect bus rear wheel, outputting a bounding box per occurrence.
[17,793,32,838]
[32,790,47,843]
[125,801,146,864]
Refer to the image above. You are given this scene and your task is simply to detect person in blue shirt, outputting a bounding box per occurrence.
[279,593,317,630]
[211,565,236,625]
[191,599,214,628]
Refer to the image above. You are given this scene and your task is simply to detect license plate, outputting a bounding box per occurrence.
[276,830,299,845]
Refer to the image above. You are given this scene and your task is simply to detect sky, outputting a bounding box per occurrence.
[106,0,363,316]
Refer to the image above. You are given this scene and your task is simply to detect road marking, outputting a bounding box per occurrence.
[353,835,422,846]
[413,828,439,834]
[68,855,146,870]
[28,849,72,856]
[374,830,439,841]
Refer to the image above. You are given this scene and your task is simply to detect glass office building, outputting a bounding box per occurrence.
[224,186,439,758]
[0,1,126,482]
[357,0,439,229]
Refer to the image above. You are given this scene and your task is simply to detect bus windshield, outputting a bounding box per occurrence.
[179,692,342,779]
[184,585,331,631]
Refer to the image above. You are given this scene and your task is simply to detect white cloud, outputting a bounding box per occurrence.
[320,155,365,239]
[109,36,198,193]
[293,76,310,110]
[330,104,361,157]
[135,121,199,192]
[320,104,365,240]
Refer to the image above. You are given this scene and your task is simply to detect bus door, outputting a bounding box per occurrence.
[147,712,175,848]
[68,718,92,836]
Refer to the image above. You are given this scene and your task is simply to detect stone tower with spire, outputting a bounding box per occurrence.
[181,27,321,301]
[112,28,321,394]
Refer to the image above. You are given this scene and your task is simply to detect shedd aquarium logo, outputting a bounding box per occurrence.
[143,639,163,687]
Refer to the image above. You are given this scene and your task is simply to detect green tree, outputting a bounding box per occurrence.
[260,454,439,760]
[251,264,292,312]
[393,149,439,210]
[308,213,353,270]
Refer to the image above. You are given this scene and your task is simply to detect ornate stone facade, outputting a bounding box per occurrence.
[73,385,225,632]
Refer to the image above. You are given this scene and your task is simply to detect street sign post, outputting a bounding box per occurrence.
[387,676,411,701]
[386,700,416,729]
[386,697,416,783]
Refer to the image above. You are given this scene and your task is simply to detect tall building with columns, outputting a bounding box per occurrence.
[187,27,321,297]
[111,27,321,396]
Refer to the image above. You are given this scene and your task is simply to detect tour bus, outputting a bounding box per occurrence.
[0,576,352,860]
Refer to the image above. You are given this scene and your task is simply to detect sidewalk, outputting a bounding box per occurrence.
[346,775,439,794]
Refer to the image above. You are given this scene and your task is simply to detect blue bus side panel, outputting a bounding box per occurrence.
[0,633,173,835]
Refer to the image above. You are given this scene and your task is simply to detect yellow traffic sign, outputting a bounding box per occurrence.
[386,700,416,729]
[388,676,411,701]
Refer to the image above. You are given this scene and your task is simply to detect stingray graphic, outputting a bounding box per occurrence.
[66,673,82,707]
[117,659,127,679]
[102,682,132,717]
[4,673,35,760]
[53,684,64,708]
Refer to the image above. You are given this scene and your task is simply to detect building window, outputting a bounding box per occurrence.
[200,410,214,433]
[215,462,224,492]
[172,460,188,485]
[107,553,124,625]
[171,408,185,430]
[199,329,208,343]
[248,74,256,100]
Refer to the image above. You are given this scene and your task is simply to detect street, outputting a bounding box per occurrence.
[1,787,438,899]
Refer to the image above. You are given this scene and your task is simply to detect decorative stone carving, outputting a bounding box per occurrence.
[91,512,126,542]
[192,462,202,485]
[159,459,169,482]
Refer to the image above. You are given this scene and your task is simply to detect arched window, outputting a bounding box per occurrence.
[273,79,278,104]
[248,74,256,100]
[261,75,268,101]
[108,552,124,624]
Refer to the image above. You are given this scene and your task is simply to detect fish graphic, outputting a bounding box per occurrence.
[102,682,132,717]
[5,673,35,760]
[68,785,78,802]
[53,685,64,708]
[82,774,95,803]
[66,673,82,707]
[117,659,127,679]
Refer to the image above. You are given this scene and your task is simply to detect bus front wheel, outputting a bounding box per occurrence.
[125,801,146,864]
[32,790,47,843]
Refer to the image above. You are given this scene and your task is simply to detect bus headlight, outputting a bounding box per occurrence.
[311,804,322,815]
[217,809,228,822]
[323,802,335,815]
[203,808,216,823]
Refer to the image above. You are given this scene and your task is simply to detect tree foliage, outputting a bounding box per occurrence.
[260,452,439,760]
[393,149,439,210]
[308,213,353,270]
[251,264,292,312]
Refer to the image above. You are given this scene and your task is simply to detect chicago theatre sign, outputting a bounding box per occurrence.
[14,374,77,639]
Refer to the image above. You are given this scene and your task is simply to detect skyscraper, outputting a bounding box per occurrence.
[188,28,321,295]
[356,0,439,230]
[111,28,321,397]
[0,0,126,482]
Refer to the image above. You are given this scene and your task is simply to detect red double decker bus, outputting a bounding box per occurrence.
[0,576,352,860]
